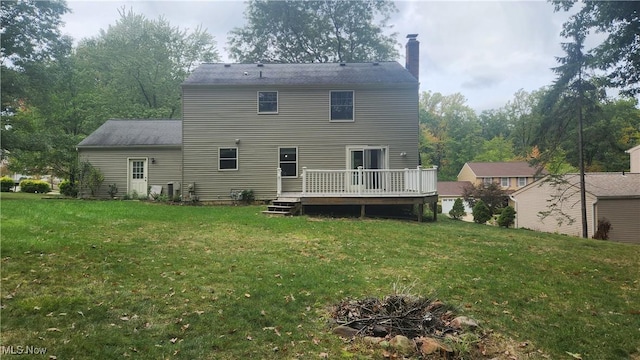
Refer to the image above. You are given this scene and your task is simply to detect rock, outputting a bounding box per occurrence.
[389,335,415,355]
[450,316,479,329]
[363,336,384,345]
[332,325,359,338]
[417,336,452,355]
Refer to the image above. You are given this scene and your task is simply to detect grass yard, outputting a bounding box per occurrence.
[1,192,639,359]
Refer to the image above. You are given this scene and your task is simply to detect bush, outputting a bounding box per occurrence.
[78,161,104,197]
[240,189,255,204]
[19,179,51,193]
[593,218,612,240]
[472,200,492,224]
[497,206,516,228]
[59,180,78,197]
[1,176,14,192]
[449,198,467,220]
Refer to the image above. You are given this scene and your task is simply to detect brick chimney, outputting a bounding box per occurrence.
[405,34,419,79]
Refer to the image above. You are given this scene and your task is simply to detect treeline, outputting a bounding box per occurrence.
[420,89,640,180]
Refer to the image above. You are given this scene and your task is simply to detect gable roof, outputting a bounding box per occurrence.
[182,62,418,87]
[513,172,640,199]
[77,119,181,148]
[463,162,546,178]
[437,181,472,196]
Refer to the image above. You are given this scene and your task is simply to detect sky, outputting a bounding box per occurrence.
[60,0,582,112]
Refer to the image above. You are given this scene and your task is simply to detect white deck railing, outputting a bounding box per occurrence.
[276,166,437,198]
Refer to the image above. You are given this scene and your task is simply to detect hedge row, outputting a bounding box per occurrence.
[1,176,14,192]
[19,179,51,193]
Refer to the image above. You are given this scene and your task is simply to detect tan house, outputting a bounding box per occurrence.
[511,173,640,244]
[457,162,546,192]
[626,144,640,173]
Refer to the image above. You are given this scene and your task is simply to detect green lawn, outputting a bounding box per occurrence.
[1,193,639,359]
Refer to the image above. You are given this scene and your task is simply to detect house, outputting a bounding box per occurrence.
[457,162,546,192]
[77,119,182,198]
[626,144,640,173]
[437,181,473,216]
[511,173,640,244]
[77,35,438,219]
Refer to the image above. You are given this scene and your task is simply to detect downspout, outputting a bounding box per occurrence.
[591,199,598,239]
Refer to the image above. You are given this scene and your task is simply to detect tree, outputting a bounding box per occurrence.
[497,206,516,228]
[75,8,219,119]
[473,136,516,162]
[472,200,492,224]
[448,198,466,220]
[462,182,508,216]
[552,1,640,96]
[1,0,70,66]
[228,0,398,63]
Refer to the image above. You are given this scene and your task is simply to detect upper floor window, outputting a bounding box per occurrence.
[258,91,278,114]
[517,177,527,187]
[219,147,238,171]
[330,90,354,121]
[279,147,298,177]
[501,177,509,188]
[482,177,493,186]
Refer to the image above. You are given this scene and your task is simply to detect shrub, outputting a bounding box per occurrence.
[107,183,118,198]
[78,161,104,197]
[240,189,255,204]
[593,218,612,240]
[19,179,51,194]
[472,200,491,224]
[59,180,78,197]
[1,176,14,192]
[497,206,516,228]
[449,198,467,220]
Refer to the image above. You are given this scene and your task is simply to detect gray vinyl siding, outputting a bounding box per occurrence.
[78,147,182,198]
[595,198,640,244]
[182,84,419,201]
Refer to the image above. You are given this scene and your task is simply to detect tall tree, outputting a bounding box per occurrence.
[75,8,219,119]
[552,1,640,96]
[541,14,596,239]
[228,0,398,63]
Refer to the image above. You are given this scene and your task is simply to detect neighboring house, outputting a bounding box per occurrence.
[77,119,182,198]
[437,181,473,216]
[457,162,546,192]
[77,35,438,218]
[626,144,640,173]
[511,173,640,244]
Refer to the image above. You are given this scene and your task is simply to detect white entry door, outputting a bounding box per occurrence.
[128,158,148,196]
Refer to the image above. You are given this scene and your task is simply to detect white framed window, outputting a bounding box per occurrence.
[219,147,238,171]
[330,90,354,121]
[257,91,278,114]
[482,177,493,186]
[517,177,527,187]
[279,147,298,177]
[501,177,509,188]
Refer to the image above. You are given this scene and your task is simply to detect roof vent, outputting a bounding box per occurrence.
[224,64,231,68]
[257,63,264,67]
[372,62,379,66]
[339,62,346,66]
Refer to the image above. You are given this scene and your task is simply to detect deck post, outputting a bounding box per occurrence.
[417,203,424,222]
[417,165,423,195]
[276,168,282,197]
[360,204,366,218]
[302,167,307,195]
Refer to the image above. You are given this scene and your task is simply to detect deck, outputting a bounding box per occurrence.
[272,166,439,221]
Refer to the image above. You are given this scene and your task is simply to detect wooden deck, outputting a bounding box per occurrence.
[269,166,439,221]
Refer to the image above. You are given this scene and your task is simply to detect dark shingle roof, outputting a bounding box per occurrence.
[77,119,181,147]
[182,62,418,87]
[466,162,546,177]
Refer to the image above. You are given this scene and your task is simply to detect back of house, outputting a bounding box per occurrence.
[181,60,420,201]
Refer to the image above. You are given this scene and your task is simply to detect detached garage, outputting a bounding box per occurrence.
[511,173,640,244]
[76,119,182,199]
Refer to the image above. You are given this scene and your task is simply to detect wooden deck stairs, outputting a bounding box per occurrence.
[262,198,301,216]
